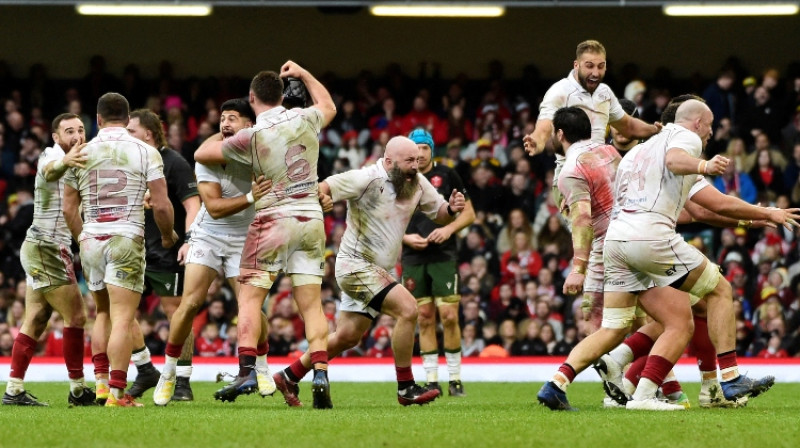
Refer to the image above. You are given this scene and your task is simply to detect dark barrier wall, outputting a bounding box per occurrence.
[1,6,798,78]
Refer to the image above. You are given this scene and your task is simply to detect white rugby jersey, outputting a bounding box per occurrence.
[538,70,626,144]
[190,161,253,237]
[64,127,164,238]
[26,144,72,246]
[606,123,709,241]
[326,159,446,272]
[222,106,323,219]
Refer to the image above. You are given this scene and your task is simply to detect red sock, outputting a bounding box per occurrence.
[287,358,311,382]
[9,333,37,379]
[256,341,269,356]
[690,316,717,371]
[640,355,674,386]
[625,356,647,386]
[109,369,127,390]
[238,346,257,377]
[661,379,682,396]
[165,342,183,358]
[92,353,109,376]
[62,327,85,380]
[624,332,655,360]
[395,366,414,383]
[310,350,328,367]
[717,351,738,370]
[558,363,577,383]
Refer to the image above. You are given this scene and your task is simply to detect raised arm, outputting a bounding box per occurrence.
[609,114,661,140]
[194,133,226,165]
[666,151,728,176]
[432,189,466,225]
[280,60,337,127]
[523,119,553,156]
[43,144,87,182]
[691,183,800,228]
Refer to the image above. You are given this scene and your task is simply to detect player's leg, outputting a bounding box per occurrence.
[159,292,194,399]
[681,259,774,401]
[403,263,440,390]
[3,286,51,406]
[381,284,441,406]
[595,319,662,404]
[46,283,98,405]
[155,263,216,405]
[91,289,111,404]
[429,261,463,396]
[106,284,144,407]
[625,287,693,411]
[292,279,332,409]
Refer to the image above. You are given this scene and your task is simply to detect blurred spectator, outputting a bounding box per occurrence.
[500,230,542,284]
[365,326,393,358]
[461,322,484,357]
[712,157,757,204]
[510,319,546,356]
[496,208,536,254]
[0,330,13,356]
[553,326,578,356]
[196,322,225,357]
[537,215,573,260]
[702,69,736,131]
[44,313,65,357]
[749,147,787,200]
[756,333,788,358]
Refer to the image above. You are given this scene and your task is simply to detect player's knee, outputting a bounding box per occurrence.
[417,305,436,325]
[689,262,723,300]
[340,329,363,348]
[68,312,86,328]
[397,302,418,323]
[601,306,636,331]
[439,308,459,327]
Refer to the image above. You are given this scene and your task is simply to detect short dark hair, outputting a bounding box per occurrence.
[221,98,256,123]
[661,94,704,124]
[618,98,639,118]
[130,108,167,148]
[553,107,591,144]
[52,113,81,132]
[97,92,129,123]
[250,71,284,106]
[576,40,606,58]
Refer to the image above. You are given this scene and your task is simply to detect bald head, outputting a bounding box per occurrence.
[384,136,421,199]
[385,136,418,160]
[675,99,711,124]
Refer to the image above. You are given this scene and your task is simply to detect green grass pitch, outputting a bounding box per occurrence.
[1,382,798,448]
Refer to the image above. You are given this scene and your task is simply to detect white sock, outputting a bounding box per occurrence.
[445,350,461,382]
[6,378,24,395]
[422,352,439,383]
[69,378,86,396]
[700,371,719,389]
[608,343,635,368]
[176,365,192,379]
[552,372,571,392]
[632,378,659,401]
[256,354,268,370]
[110,387,124,399]
[131,347,151,367]
[95,377,109,389]
[163,355,179,377]
[720,366,740,382]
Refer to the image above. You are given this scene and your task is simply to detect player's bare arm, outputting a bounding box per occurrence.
[681,196,773,229]
[177,195,201,264]
[198,176,272,220]
[194,132,226,165]
[44,143,88,182]
[563,200,593,296]
[690,184,800,228]
[62,184,83,241]
[280,60,337,127]
[427,199,475,244]
[147,177,179,248]
[524,119,553,156]
[665,150,728,176]
[432,189,465,225]
[609,114,661,140]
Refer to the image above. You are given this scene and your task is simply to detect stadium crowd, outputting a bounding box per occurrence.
[1,56,800,362]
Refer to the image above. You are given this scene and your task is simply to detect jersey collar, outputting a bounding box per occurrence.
[567,70,589,94]
[256,105,287,122]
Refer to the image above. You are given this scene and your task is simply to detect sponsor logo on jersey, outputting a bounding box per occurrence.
[665,265,677,276]
[607,279,625,286]
[430,175,443,188]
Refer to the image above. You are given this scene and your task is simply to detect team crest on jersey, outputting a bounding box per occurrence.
[404,277,416,292]
[194,248,204,258]
[430,175,443,188]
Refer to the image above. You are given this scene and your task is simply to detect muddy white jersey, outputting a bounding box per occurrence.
[191,161,253,237]
[538,70,626,145]
[26,144,72,246]
[64,127,164,238]
[222,106,323,220]
[606,123,704,241]
[326,159,446,272]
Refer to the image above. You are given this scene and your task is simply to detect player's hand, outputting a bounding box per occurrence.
[177,242,190,265]
[652,122,663,134]
[280,60,306,79]
[162,230,179,249]
[142,189,152,210]
[63,143,88,169]
[404,233,429,250]
[523,133,539,156]
[750,219,777,229]
[705,155,729,176]
[427,227,454,244]
[448,189,465,213]
[318,191,333,213]
[563,271,585,296]
[766,207,800,230]
[251,175,272,202]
